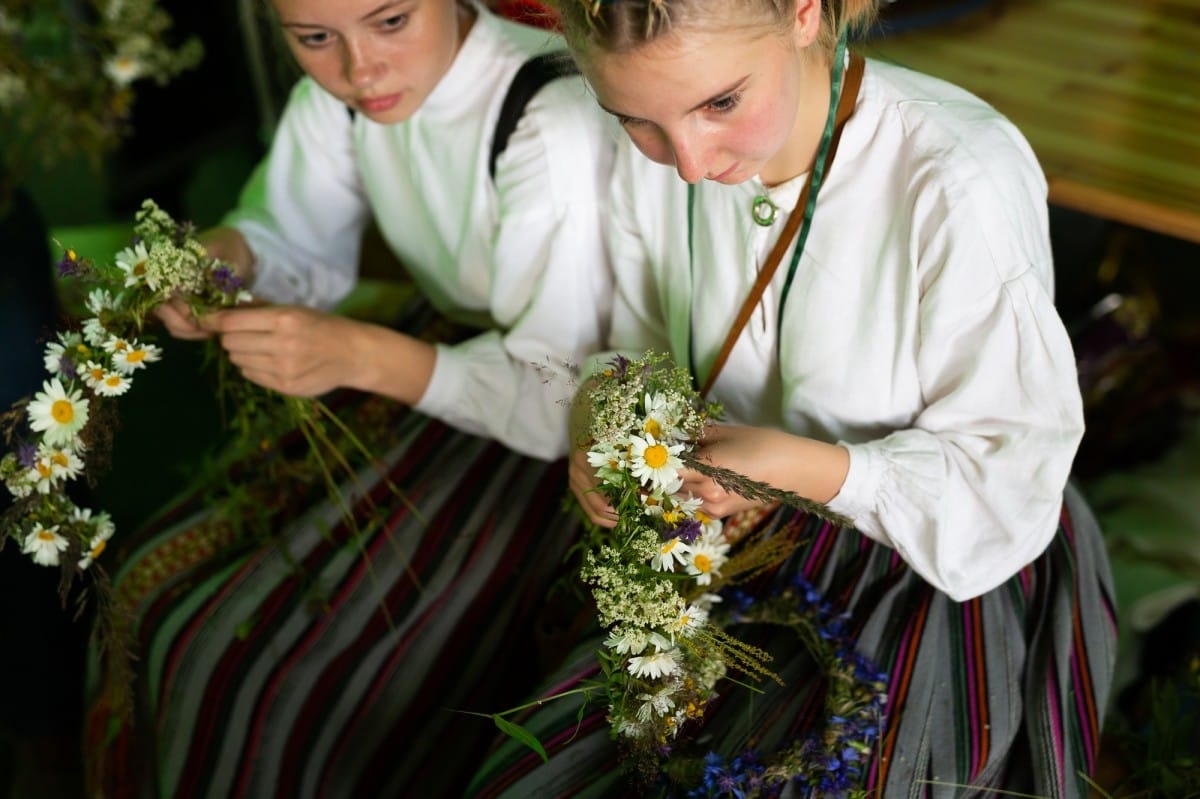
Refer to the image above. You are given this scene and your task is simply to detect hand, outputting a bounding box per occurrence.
[154,296,214,340]
[568,445,618,528]
[200,305,365,397]
[676,424,789,519]
[197,226,256,284]
[567,375,618,528]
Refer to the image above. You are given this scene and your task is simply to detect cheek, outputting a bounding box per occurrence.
[625,126,675,168]
[727,103,793,159]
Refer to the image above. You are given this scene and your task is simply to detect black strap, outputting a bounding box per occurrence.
[488,51,578,179]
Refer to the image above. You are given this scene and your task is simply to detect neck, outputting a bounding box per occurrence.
[759,54,833,187]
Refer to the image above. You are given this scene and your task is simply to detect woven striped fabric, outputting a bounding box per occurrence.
[466,482,1118,799]
[83,303,585,799]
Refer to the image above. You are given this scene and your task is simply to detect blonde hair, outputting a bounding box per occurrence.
[552,0,878,61]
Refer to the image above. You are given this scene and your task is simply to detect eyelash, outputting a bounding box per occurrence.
[615,91,742,127]
[295,13,409,48]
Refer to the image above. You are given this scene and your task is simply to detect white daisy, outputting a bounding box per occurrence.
[586,441,628,485]
[104,54,146,88]
[642,392,684,443]
[74,508,115,570]
[85,288,118,316]
[673,603,709,638]
[629,434,684,494]
[93,370,133,397]
[628,644,681,680]
[650,536,691,573]
[105,337,161,374]
[604,628,650,656]
[82,317,109,347]
[29,444,84,493]
[22,525,68,567]
[685,533,731,586]
[114,242,151,286]
[26,378,89,447]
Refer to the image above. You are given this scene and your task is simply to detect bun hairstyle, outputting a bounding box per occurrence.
[552,0,879,60]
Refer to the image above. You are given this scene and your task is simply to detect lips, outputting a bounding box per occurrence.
[710,162,740,182]
[358,93,402,114]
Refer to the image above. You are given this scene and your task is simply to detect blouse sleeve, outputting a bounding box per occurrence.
[222,78,369,310]
[413,79,615,460]
[581,139,675,379]
[826,156,1085,602]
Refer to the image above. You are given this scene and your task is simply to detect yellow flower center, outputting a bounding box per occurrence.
[662,510,682,524]
[75,343,91,357]
[127,350,146,363]
[133,260,147,276]
[51,399,74,424]
[643,444,668,469]
[50,453,70,468]
[90,540,107,559]
[644,418,662,438]
[37,530,56,542]
[696,510,712,524]
[113,340,129,352]
[36,462,52,478]
[693,553,712,574]
[90,368,105,381]
[105,375,123,387]
[660,539,679,554]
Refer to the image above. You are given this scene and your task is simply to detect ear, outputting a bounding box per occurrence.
[792,0,822,46]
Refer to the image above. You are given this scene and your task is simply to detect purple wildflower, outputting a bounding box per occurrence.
[56,249,82,278]
[16,442,37,469]
[211,264,245,295]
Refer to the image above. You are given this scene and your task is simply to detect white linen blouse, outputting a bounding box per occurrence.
[596,58,1085,601]
[222,7,614,461]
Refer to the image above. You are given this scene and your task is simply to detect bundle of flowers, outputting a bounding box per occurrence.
[0,0,203,209]
[0,199,250,580]
[572,351,887,796]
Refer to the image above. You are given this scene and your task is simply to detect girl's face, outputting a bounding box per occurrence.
[583,11,827,186]
[270,0,472,123]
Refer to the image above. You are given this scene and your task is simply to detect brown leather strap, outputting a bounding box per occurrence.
[700,52,865,398]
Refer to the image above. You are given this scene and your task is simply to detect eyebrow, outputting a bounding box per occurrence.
[598,75,749,121]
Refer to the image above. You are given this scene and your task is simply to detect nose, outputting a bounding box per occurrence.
[668,133,706,184]
[342,40,384,89]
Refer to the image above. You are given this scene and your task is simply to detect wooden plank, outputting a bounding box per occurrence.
[865,0,1200,244]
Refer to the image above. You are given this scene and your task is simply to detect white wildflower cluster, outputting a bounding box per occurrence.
[1,199,247,573]
[579,352,735,743]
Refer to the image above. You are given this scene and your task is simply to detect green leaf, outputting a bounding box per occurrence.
[493,715,549,763]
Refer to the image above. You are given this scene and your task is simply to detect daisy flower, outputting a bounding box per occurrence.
[650,536,691,573]
[29,444,85,493]
[114,242,151,286]
[628,642,681,680]
[104,53,147,88]
[629,433,684,494]
[685,532,731,586]
[75,508,116,570]
[85,288,118,316]
[94,370,133,397]
[82,317,109,347]
[105,337,161,374]
[22,525,69,567]
[642,391,684,443]
[673,602,709,638]
[586,441,628,486]
[604,628,650,656]
[27,378,89,447]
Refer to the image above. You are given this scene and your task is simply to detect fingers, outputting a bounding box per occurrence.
[154,298,213,340]
[569,450,617,528]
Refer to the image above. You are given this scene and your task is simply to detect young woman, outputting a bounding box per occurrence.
[467,0,1117,796]
[84,1,613,797]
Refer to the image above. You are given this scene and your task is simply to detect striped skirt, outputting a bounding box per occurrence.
[83,318,583,798]
[467,482,1118,799]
